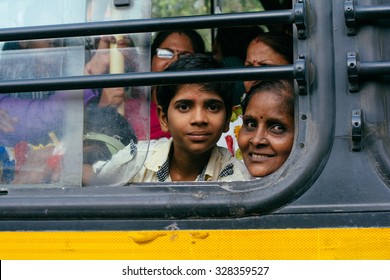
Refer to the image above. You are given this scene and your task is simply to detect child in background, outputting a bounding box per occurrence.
[212,26,263,106]
[238,80,294,177]
[83,105,137,165]
[83,54,250,185]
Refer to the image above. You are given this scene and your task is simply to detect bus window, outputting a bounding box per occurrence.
[1,0,302,193]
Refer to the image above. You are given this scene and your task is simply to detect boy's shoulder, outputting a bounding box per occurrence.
[207,145,251,181]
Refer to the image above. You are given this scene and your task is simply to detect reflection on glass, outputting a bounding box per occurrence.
[0,44,85,185]
[82,0,151,185]
[0,0,85,186]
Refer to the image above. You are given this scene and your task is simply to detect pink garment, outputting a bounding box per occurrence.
[125,99,170,141]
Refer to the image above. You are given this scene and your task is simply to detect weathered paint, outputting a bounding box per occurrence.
[1,228,390,259]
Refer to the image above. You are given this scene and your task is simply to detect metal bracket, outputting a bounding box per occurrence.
[347,52,390,92]
[294,0,307,39]
[295,55,308,95]
[345,0,390,36]
[347,52,359,92]
[344,0,356,35]
[351,109,362,151]
[0,188,8,196]
[114,0,131,7]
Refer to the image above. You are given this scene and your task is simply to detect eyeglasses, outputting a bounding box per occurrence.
[155,48,192,60]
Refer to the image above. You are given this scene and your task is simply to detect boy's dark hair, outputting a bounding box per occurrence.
[156,54,233,121]
[83,106,137,165]
[151,30,206,57]
[251,32,294,64]
[241,80,295,116]
[215,26,263,60]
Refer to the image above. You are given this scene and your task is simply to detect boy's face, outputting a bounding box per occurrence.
[158,84,229,156]
[238,90,294,177]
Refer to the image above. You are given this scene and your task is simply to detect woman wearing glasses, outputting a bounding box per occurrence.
[125,30,206,140]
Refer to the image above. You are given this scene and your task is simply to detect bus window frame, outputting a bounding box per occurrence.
[0,0,336,221]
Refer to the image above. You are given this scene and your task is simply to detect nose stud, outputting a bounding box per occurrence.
[250,137,268,145]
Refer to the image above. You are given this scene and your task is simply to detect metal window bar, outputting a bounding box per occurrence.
[0,66,297,93]
[0,1,308,94]
[345,0,390,35]
[0,10,298,42]
[347,52,390,92]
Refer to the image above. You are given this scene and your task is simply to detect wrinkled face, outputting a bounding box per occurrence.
[244,40,289,92]
[158,84,229,157]
[151,32,195,73]
[238,91,294,177]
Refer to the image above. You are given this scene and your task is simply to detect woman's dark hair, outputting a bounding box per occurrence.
[83,106,137,165]
[241,80,295,116]
[251,32,294,64]
[151,30,206,57]
[215,26,263,60]
[156,54,233,121]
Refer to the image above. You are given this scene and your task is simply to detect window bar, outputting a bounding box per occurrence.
[0,65,297,94]
[347,52,390,92]
[345,0,390,35]
[0,0,306,42]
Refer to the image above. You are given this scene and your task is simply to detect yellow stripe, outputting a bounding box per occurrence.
[1,228,390,259]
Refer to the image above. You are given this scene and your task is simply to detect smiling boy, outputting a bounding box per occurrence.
[84,54,250,185]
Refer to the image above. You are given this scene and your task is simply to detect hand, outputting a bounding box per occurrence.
[98,87,125,108]
[85,35,134,75]
[82,164,95,186]
[115,35,135,63]
[0,109,18,133]
[12,146,56,184]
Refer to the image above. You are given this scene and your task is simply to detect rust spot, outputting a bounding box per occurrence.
[190,232,209,240]
[129,233,167,245]
[170,233,179,242]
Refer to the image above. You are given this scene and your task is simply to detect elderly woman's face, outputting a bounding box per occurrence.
[244,39,289,92]
[238,90,294,177]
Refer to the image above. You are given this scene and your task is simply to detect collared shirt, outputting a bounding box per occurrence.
[93,138,251,185]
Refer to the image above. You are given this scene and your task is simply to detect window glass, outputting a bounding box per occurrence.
[0,1,296,188]
[82,0,151,186]
[0,0,85,186]
[0,0,151,186]
[217,0,264,13]
[152,0,211,51]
